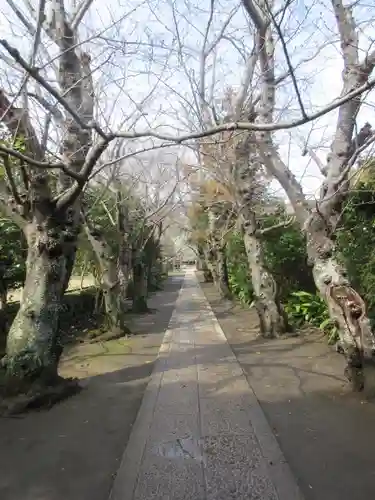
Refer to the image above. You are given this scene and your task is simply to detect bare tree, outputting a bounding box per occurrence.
[0,1,98,395]
[82,181,132,336]
[241,0,375,389]
[0,0,179,396]
[165,0,291,334]
[1,0,375,398]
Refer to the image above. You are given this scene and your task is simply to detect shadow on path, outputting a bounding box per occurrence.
[0,275,184,500]
[200,278,375,500]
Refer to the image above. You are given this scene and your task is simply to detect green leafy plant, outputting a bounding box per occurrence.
[226,232,254,305]
[262,216,315,300]
[335,164,375,326]
[227,269,254,304]
[284,291,339,344]
[0,217,27,292]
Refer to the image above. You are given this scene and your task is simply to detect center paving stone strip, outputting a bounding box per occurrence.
[110,271,304,500]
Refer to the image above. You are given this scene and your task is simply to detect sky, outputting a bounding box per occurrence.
[0,0,375,204]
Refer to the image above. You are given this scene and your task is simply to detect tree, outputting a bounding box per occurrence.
[0,0,177,396]
[202,122,291,336]
[82,184,131,335]
[1,0,374,396]
[188,176,233,297]
[240,0,375,389]
[164,0,292,335]
[0,2,110,396]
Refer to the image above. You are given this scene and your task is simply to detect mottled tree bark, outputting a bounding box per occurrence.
[3,209,79,388]
[84,222,129,334]
[116,189,132,300]
[240,0,375,389]
[229,95,287,337]
[132,255,149,313]
[242,227,287,338]
[0,10,95,397]
[205,245,230,297]
[206,208,231,298]
[198,245,213,282]
[215,245,231,298]
[306,214,375,390]
[0,282,7,311]
[0,274,8,343]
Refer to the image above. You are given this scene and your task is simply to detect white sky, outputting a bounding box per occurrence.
[1,0,375,202]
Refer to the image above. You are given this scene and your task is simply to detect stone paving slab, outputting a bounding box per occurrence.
[109,271,304,500]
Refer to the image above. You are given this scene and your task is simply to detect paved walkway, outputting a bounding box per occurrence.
[110,271,304,500]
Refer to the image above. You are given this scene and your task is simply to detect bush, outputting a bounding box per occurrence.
[225,216,314,305]
[262,218,315,300]
[336,173,375,324]
[226,233,254,305]
[0,217,27,294]
[284,291,339,344]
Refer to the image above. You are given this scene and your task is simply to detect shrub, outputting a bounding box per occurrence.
[284,291,339,344]
[336,172,375,324]
[226,233,254,305]
[262,219,315,300]
[225,217,314,305]
[0,217,27,294]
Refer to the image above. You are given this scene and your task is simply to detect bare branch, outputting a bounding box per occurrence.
[242,0,267,30]
[55,136,113,210]
[31,0,47,66]
[301,144,327,176]
[5,0,36,35]
[332,0,358,68]
[27,92,64,123]
[1,154,22,205]
[0,40,106,139]
[266,0,308,119]
[259,215,295,235]
[233,41,258,119]
[71,0,94,30]
[0,89,44,160]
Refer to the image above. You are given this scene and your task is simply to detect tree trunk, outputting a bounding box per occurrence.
[61,249,76,293]
[262,149,375,389]
[239,0,375,390]
[132,257,149,313]
[117,232,131,305]
[198,247,213,282]
[205,207,231,298]
[205,245,230,298]
[242,229,288,338]
[145,244,158,292]
[215,245,231,298]
[0,279,7,311]
[116,189,131,302]
[2,218,77,390]
[306,214,375,390]
[84,223,129,334]
[147,261,159,291]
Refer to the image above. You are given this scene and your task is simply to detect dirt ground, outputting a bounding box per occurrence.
[0,275,183,500]
[200,278,375,500]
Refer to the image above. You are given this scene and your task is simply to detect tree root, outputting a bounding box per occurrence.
[0,376,81,416]
[344,365,365,392]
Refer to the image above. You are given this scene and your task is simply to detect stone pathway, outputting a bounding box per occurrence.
[110,271,304,500]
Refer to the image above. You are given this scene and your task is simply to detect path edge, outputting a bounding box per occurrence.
[108,275,185,500]
[196,274,305,500]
